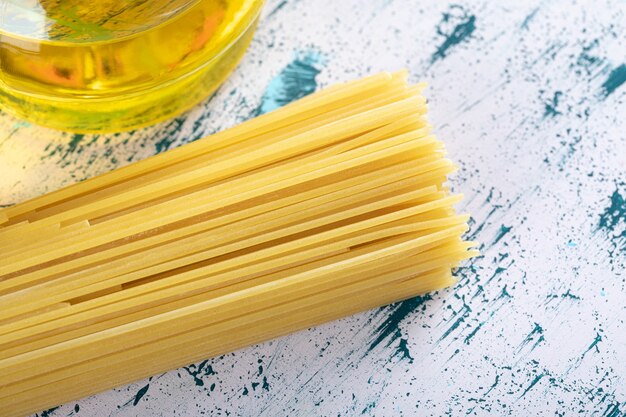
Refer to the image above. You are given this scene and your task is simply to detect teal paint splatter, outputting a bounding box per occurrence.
[601,64,626,98]
[463,321,485,344]
[438,316,465,342]
[13,120,31,128]
[261,376,270,391]
[267,0,288,17]
[602,402,622,417]
[471,284,484,299]
[520,8,539,29]
[39,407,60,417]
[519,373,545,398]
[465,285,511,345]
[54,133,86,162]
[182,359,216,387]
[439,312,467,341]
[368,295,432,353]
[67,133,84,151]
[132,383,150,406]
[531,336,545,352]
[465,374,500,414]
[492,224,512,246]
[485,266,507,284]
[545,289,581,306]
[396,338,414,363]
[254,51,324,116]
[42,132,102,164]
[497,284,512,301]
[361,402,377,415]
[561,289,580,300]
[518,323,545,352]
[154,116,186,154]
[486,374,500,395]
[574,40,604,75]
[431,5,477,63]
[597,184,626,254]
[543,91,563,118]
[581,332,603,360]
[437,300,472,342]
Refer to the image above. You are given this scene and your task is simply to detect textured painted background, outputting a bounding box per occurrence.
[1,0,625,415]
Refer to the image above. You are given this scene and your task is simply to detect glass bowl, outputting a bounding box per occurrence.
[0,0,264,133]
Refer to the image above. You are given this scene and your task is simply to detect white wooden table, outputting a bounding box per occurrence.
[1,0,624,415]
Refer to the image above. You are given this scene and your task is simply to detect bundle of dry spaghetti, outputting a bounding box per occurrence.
[0,71,476,417]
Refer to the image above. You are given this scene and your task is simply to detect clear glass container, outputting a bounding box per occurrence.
[0,0,264,132]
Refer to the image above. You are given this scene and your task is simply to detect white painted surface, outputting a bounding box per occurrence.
[1,0,624,415]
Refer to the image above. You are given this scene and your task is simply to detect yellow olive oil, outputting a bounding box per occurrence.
[0,0,263,132]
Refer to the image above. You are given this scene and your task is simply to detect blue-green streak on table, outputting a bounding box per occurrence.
[0,0,624,415]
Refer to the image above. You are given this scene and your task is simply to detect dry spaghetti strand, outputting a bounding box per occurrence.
[0,71,476,417]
